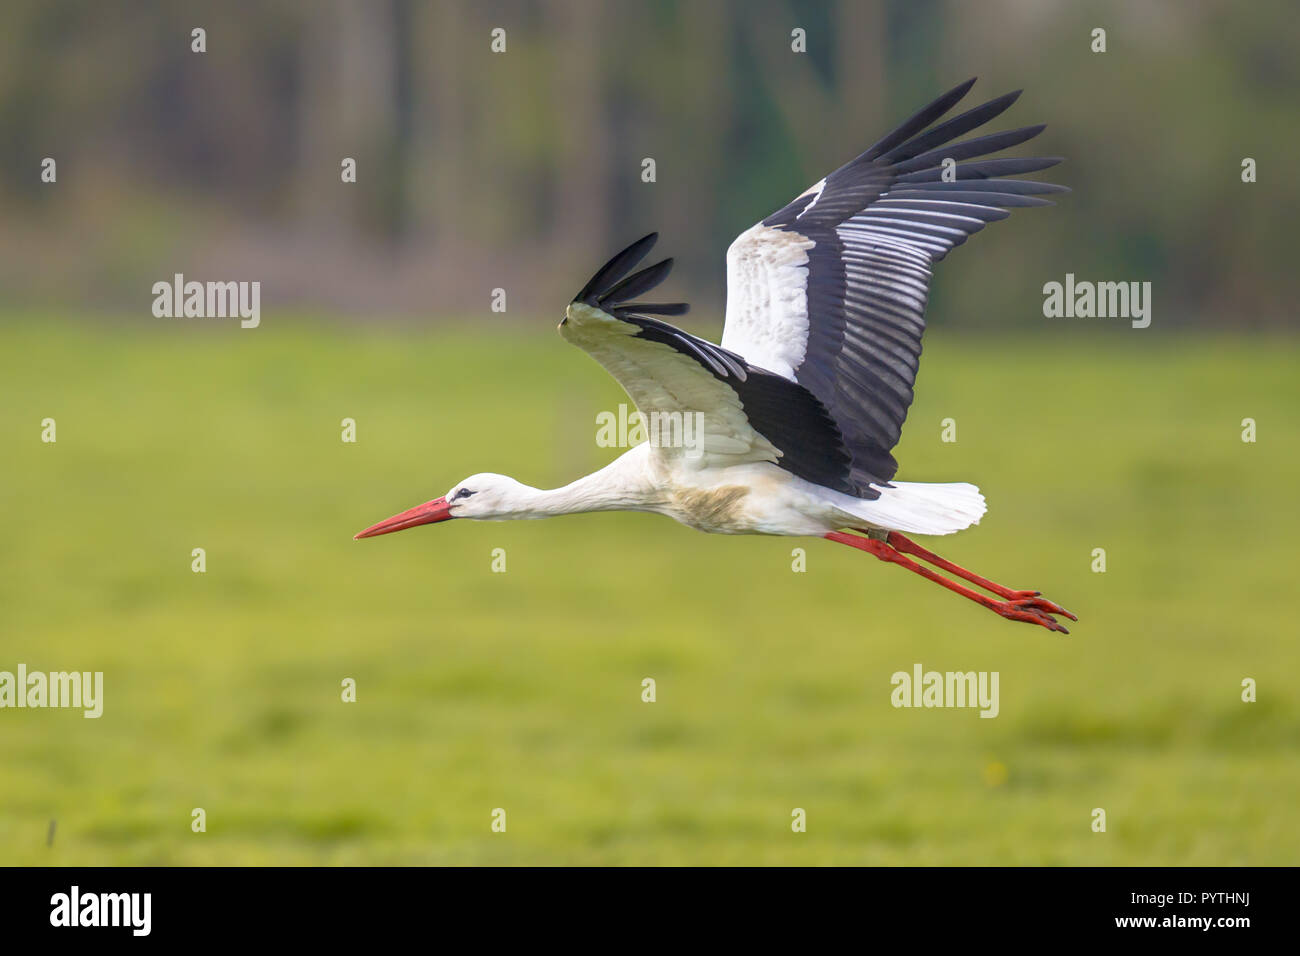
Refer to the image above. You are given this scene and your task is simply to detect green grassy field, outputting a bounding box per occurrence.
[1,316,1297,865]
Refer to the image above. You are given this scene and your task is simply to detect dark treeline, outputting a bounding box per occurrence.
[0,0,1294,329]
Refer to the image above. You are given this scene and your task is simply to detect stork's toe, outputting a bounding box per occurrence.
[994,599,1071,634]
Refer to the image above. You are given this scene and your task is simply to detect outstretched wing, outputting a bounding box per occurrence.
[562,234,853,488]
[721,77,1067,495]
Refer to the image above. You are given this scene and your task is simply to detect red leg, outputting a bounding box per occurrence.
[876,531,1076,621]
[825,530,1075,634]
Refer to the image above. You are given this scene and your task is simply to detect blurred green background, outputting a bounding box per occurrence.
[1,1,1298,865]
[2,323,1297,864]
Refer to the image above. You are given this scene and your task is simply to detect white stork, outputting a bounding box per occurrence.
[356,78,1076,633]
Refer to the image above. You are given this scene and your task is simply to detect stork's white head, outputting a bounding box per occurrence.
[443,473,534,519]
[353,473,532,539]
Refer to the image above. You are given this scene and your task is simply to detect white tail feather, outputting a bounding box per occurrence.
[852,481,986,536]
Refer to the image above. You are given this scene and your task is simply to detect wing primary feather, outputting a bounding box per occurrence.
[889,179,1069,195]
[884,190,1055,207]
[600,258,674,304]
[894,156,1061,183]
[892,124,1048,175]
[878,90,1022,163]
[617,302,690,316]
[574,232,658,304]
[861,77,977,161]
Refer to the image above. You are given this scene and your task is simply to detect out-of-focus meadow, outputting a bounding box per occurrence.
[1,0,1298,865]
[1,318,1297,865]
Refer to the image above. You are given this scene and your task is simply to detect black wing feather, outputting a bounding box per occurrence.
[573,233,689,320]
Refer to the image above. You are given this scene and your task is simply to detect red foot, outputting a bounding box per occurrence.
[1003,590,1077,622]
[991,596,1074,634]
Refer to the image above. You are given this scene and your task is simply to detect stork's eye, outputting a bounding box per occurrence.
[454,488,475,500]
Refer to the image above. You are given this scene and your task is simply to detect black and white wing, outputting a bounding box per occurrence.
[562,234,853,486]
[561,80,1064,498]
[722,77,1067,496]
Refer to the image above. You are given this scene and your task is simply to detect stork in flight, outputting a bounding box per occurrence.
[356,78,1077,634]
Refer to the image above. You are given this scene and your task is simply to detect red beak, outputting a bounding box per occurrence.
[354,497,453,539]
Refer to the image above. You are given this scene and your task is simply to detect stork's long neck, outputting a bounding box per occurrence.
[506,449,660,518]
